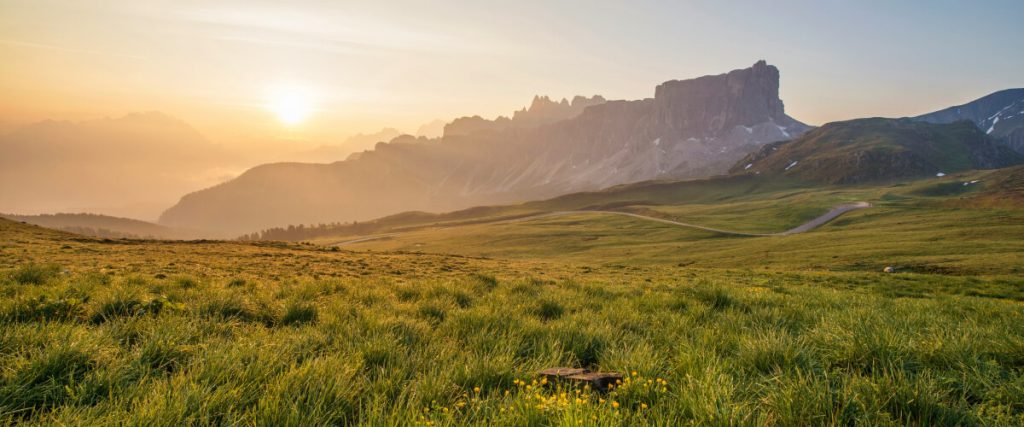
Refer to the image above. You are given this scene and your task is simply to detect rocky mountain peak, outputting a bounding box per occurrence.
[444,94,606,137]
[654,60,785,137]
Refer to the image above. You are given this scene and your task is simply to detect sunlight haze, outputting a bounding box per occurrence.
[2,0,1021,145]
[2,2,1024,424]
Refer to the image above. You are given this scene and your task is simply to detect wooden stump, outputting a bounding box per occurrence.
[537,367,623,392]
[538,367,589,382]
[565,372,624,391]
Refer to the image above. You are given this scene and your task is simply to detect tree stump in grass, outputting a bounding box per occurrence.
[538,368,623,391]
[539,367,589,382]
[565,372,624,391]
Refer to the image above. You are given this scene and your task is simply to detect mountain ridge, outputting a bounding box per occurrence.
[915,88,1024,153]
[729,117,1024,183]
[160,61,810,235]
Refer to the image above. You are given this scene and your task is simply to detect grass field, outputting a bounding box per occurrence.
[325,170,1024,276]
[2,169,1024,425]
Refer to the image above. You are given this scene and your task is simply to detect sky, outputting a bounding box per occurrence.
[1,0,1023,146]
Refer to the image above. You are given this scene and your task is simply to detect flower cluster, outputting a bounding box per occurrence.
[416,371,671,424]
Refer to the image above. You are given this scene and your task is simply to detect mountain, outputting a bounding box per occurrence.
[730,118,1024,184]
[160,61,811,235]
[915,89,1024,153]
[288,128,406,163]
[0,112,235,220]
[415,119,448,138]
[443,95,606,137]
[0,212,202,239]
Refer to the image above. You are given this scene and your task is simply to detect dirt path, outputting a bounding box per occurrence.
[330,202,871,246]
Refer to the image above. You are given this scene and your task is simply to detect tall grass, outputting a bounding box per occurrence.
[1,266,1022,425]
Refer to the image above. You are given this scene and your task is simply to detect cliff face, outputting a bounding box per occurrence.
[654,60,785,136]
[161,61,810,235]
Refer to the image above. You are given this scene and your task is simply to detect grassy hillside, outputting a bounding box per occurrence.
[250,174,813,242]
[3,183,1024,425]
[320,168,1024,276]
[730,118,1023,184]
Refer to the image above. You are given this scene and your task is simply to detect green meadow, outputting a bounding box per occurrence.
[2,168,1023,426]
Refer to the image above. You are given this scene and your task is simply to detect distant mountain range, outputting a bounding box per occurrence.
[914,88,1024,154]
[727,89,1024,184]
[0,212,201,240]
[287,128,404,163]
[0,112,236,220]
[442,95,607,137]
[6,63,1022,239]
[159,61,812,234]
[731,118,1023,183]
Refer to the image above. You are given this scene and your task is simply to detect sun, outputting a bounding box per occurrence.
[265,85,315,126]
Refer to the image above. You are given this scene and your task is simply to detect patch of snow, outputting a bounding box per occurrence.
[743,126,753,134]
[744,163,753,170]
[652,138,661,146]
[987,104,1013,121]
[987,116,999,134]
[963,182,969,186]
[785,160,798,171]
[970,180,980,184]
[936,172,946,177]
[776,125,790,138]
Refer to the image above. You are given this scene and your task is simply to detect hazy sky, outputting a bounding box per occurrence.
[2,0,1022,145]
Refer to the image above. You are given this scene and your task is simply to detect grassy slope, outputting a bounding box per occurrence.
[327,169,1024,276]
[275,175,808,242]
[2,219,1024,425]
[2,167,1024,425]
[730,118,1022,184]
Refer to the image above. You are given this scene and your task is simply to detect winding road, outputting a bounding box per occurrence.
[507,202,872,237]
[329,202,871,246]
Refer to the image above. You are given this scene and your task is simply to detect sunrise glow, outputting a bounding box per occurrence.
[266,85,315,126]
